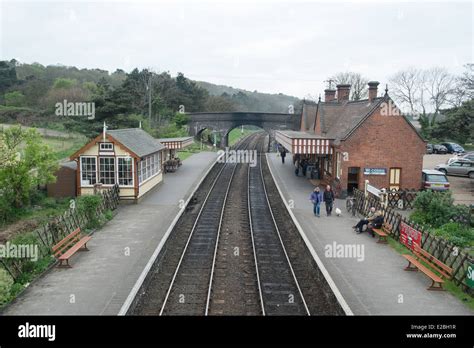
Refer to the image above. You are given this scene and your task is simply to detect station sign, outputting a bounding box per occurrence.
[399,221,422,251]
[467,261,474,289]
[364,168,387,176]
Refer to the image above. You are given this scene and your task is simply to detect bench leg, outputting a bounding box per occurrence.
[80,243,89,251]
[404,261,418,271]
[377,236,388,244]
[427,280,444,291]
[57,259,72,268]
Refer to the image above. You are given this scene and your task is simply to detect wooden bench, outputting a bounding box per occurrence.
[52,228,91,268]
[402,244,453,290]
[369,222,391,244]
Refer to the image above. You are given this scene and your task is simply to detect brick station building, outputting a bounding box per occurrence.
[276,82,426,197]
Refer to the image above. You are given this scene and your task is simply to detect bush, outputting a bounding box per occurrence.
[0,267,14,306]
[77,194,102,228]
[4,91,26,107]
[432,223,474,248]
[412,190,465,228]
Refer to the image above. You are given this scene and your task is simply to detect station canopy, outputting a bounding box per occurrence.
[275,130,334,155]
[158,136,194,150]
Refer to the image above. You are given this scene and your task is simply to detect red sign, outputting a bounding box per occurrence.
[399,221,422,251]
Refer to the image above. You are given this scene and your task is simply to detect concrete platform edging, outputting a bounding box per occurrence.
[265,154,354,316]
[118,152,224,315]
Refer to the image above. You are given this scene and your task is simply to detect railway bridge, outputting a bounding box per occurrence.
[187,112,300,148]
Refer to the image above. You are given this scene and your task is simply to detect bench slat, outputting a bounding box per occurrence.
[58,236,91,261]
[372,228,387,237]
[52,228,81,253]
[53,236,81,257]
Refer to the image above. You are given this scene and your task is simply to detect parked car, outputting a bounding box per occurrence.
[433,144,448,154]
[461,152,474,161]
[441,142,465,154]
[447,152,474,164]
[435,160,474,178]
[421,169,450,191]
[426,143,433,154]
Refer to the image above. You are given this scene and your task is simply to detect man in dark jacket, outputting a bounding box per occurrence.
[280,149,286,164]
[323,185,335,216]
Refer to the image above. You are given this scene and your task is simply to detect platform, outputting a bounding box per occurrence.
[266,153,472,315]
[3,152,219,315]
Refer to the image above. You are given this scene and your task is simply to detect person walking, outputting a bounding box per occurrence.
[294,159,300,176]
[323,185,335,216]
[301,159,308,177]
[310,187,323,217]
[280,149,286,164]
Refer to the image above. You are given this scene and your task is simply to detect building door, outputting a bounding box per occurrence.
[347,167,360,194]
[389,168,401,190]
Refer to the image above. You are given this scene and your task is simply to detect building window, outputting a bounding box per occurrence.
[99,157,116,185]
[80,156,97,186]
[100,142,114,151]
[118,157,133,186]
[138,152,162,184]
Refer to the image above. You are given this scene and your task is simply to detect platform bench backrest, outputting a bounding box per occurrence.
[413,244,453,280]
[52,228,82,258]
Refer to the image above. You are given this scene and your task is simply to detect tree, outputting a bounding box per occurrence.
[423,67,455,123]
[389,68,422,115]
[204,95,237,112]
[449,64,474,107]
[330,72,369,100]
[431,100,474,144]
[0,126,58,209]
[389,67,458,139]
[0,60,18,94]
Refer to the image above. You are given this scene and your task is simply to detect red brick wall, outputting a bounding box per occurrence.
[336,105,426,192]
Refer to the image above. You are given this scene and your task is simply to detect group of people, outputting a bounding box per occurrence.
[309,186,384,237]
[353,207,384,237]
[309,185,335,217]
[294,157,309,177]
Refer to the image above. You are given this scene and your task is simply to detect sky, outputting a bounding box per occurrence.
[0,0,472,98]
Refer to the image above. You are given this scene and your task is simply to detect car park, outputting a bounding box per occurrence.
[433,144,448,154]
[441,142,465,154]
[435,160,474,178]
[421,169,450,191]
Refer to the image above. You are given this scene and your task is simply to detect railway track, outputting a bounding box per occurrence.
[247,141,310,315]
[130,131,346,316]
[159,132,263,315]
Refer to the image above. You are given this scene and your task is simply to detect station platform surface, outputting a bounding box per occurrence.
[3,152,219,315]
[266,153,473,315]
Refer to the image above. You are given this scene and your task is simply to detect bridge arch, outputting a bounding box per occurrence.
[187,112,300,148]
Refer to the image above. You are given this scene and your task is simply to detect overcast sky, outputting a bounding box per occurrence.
[1,0,472,98]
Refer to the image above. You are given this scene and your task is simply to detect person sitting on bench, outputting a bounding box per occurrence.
[353,207,376,234]
[367,211,384,237]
